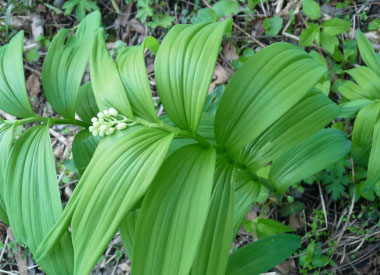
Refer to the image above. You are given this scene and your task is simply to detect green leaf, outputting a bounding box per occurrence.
[132,144,216,275]
[339,80,369,100]
[191,8,217,24]
[0,123,14,224]
[238,90,338,172]
[322,18,352,36]
[4,124,74,274]
[72,129,100,175]
[264,16,283,36]
[366,121,380,190]
[213,0,239,18]
[352,102,380,165]
[253,218,295,239]
[226,234,301,275]
[204,85,225,115]
[0,31,34,118]
[116,37,159,121]
[155,21,231,133]
[25,47,41,62]
[90,28,134,118]
[346,66,380,99]
[321,31,339,54]
[147,14,175,29]
[357,30,380,75]
[369,19,380,31]
[120,210,139,260]
[136,0,153,23]
[233,169,260,236]
[42,11,101,119]
[192,158,235,275]
[269,129,351,193]
[75,82,99,124]
[337,99,373,118]
[299,24,320,47]
[215,43,327,153]
[36,127,174,274]
[302,0,320,20]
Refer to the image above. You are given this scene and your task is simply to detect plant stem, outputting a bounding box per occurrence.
[135,116,272,188]
[10,116,90,127]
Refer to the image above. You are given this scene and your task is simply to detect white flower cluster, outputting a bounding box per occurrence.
[89,108,134,137]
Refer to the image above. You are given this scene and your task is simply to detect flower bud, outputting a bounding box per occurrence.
[109,108,118,116]
[100,125,107,132]
[93,122,99,127]
[97,112,104,119]
[92,129,99,136]
[89,126,94,132]
[116,123,127,130]
[106,128,115,135]
[91,117,98,123]
[99,130,105,137]
[104,110,110,117]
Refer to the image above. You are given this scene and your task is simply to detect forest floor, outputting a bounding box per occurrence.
[1,0,380,274]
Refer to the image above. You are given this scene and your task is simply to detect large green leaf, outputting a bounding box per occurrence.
[215,43,326,153]
[0,31,34,118]
[42,11,101,118]
[72,129,100,175]
[226,234,301,275]
[357,30,380,75]
[269,129,351,193]
[192,158,235,275]
[132,144,216,275]
[90,28,134,118]
[321,18,351,36]
[155,20,231,133]
[237,90,338,172]
[233,169,260,236]
[75,82,99,124]
[352,102,380,164]
[4,124,74,274]
[36,127,174,274]
[116,37,159,122]
[338,99,373,118]
[346,67,380,99]
[0,123,14,224]
[366,121,380,190]
[339,80,369,100]
[120,210,139,260]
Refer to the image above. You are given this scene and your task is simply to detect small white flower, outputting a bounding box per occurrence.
[89,126,94,132]
[97,112,105,119]
[92,129,99,136]
[109,108,118,116]
[117,123,127,130]
[91,117,98,123]
[93,122,99,127]
[100,125,108,132]
[99,130,105,137]
[104,110,110,117]
[106,128,115,135]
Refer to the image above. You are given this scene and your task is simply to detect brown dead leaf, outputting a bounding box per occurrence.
[26,73,41,98]
[223,42,239,62]
[209,64,234,93]
[277,258,296,274]
[364,30,380,50]
[246,209,257,221]
[288,213,305,229]
[129,19,147,36]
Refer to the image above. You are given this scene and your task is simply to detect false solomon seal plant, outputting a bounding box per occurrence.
[339,31,380,193]
[0,11,351,275]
